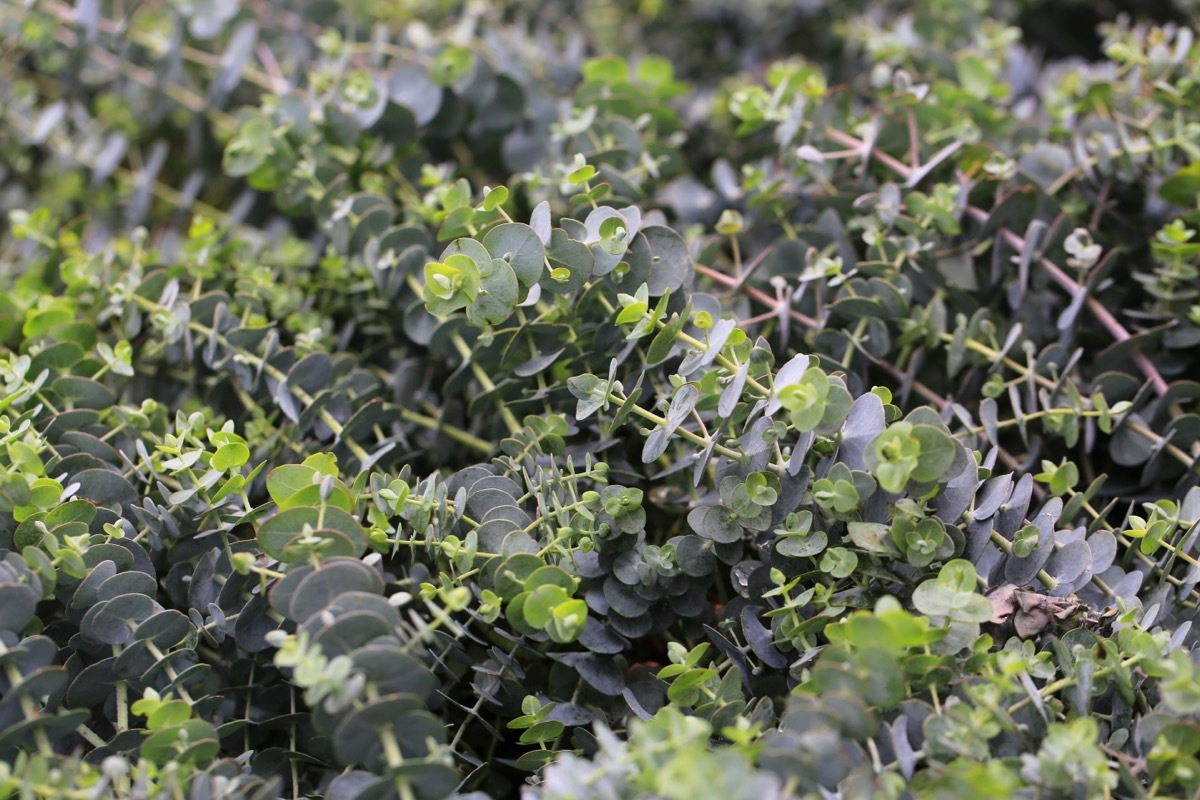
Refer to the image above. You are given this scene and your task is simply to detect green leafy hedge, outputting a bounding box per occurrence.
[2,0,1200,798]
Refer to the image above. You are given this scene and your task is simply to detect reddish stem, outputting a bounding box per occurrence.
[967,208,1170,397]
[815,125,1172,398]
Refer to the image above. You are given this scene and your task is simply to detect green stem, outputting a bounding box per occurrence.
[129,294,373,466]
[1008,654,1142,715]
[988,529,1059,590]
[0,655,52,756]
[675,329,772,397]
[606,389,748,464]
[450,332,522,435]
[143,641,195,705]
[378,729,418,800]
[399,408,493,455]
[75,723,107,748]
[115,656,128,732]
[942,331,1193,470]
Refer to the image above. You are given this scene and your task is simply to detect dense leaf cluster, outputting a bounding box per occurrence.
[2,0,1200,798]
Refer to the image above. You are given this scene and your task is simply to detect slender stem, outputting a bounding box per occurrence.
[988,530,1059,590]
[75,723,107,748]
[40,0,278,96]
[115,661,128,732]
[143,642,195,705]
[449,333,522,435]
[400,408,493,454]
[958,407,1101,436]
[674,328,771,397]
[1008,654,1142,715]
[607,390,747,464]
[41,22,236,134]
[822,127,914,180]
[940,331,1193,470]
[696,261,957,408]
[3,660,53,756]
[378,729,418,800]
[967,208,1170,397]
[695,254,1044,484]
[816,128,1180,408]
[1046,136,1183,196]
[129,294,374,465]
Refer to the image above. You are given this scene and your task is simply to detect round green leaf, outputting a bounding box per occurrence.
[539,229,592,294]
[212,442,250,471]
[482,222,545,287]
[688,506,743,544]
[641,225,691,295]
[547,598,588,644]
[258,506,367,563]
[495,554,545,601]
[267,464,317,504]
[523,584,570,629]
[466,257,519,326]
[910,424,957,483]
[524,565,577,593]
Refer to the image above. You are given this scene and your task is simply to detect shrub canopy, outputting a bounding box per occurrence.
[2,0,1200,798]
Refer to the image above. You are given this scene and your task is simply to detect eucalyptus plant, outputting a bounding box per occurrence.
[1,0,1200,798]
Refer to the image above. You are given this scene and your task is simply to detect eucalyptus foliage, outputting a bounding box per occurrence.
[2,0,1200,798]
